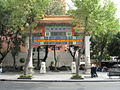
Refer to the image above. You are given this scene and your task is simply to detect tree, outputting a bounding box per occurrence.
[90,0,119,66]
[68,45,79,62]
[19,0,49,75]
[107,32,120,58]
[45,0,66,15]
[0,0,12,64]
[11,30,22,70]
[0,0,49,74]
[90,31,113,63]
[0,0,26,65]
[71,0,119,67]
[35,0,66,68]
[38,0,67,68]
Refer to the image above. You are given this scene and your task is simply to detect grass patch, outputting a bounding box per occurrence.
[71,74,84,79]
[18,74,33,79]
[20,74,32,78]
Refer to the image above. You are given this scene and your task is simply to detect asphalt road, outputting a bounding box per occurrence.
[0,81,120,90]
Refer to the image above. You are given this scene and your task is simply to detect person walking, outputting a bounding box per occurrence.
[91,64,98,78]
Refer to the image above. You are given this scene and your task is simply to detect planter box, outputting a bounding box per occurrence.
[17,77,32,79]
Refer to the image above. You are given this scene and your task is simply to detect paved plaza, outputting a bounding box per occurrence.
[0,71,120,82]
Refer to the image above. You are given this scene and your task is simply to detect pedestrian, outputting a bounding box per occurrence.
[102,66,108,72]
[91,64,98,78]
[96,65,101,72]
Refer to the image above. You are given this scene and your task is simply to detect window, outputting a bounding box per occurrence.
[33,33,42,37]
[51,32,66,36]
[46,27,72,31]
[67,32,72,36]
[51,47,60,50]
[74,32,82,36]
[45,32,50,36]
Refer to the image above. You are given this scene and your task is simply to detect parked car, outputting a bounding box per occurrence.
[112,64,120,68]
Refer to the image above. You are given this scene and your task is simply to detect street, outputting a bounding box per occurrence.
[0,81,120,90]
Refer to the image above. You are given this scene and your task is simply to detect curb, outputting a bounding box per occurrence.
[0,79,120,82]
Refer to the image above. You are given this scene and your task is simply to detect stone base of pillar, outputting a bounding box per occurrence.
[27,67,34,74]
[40,62,46,74]
[71,62,76,74]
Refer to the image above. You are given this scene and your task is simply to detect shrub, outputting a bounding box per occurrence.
[71,74,84,79]
[19,74,33,78]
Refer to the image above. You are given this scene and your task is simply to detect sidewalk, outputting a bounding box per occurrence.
[0,71,120,82]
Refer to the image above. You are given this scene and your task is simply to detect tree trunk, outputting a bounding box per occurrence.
[53,45,57,70]
[68,47,76,61]
[24,26,32,75]
[42,45,48,62]
[76,49,81,76]
[0,52,9,64]
[12,54,16,70]
[37,46,40,69]
[73,51,76,61]
[98,56,102,68]
[98,51,103,68]
[98,35,107,68]
[12,30,20,70]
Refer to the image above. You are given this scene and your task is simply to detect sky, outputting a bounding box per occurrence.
[66,0,120,18]
[112,0,120,18]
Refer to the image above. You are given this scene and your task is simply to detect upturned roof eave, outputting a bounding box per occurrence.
[38,15,73,24]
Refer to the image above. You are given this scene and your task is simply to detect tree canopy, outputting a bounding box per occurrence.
[45,0,66,15]
[107,32,120,58]
[72,0,119,34]
[0,0,49,73]
[70,0,119,66]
